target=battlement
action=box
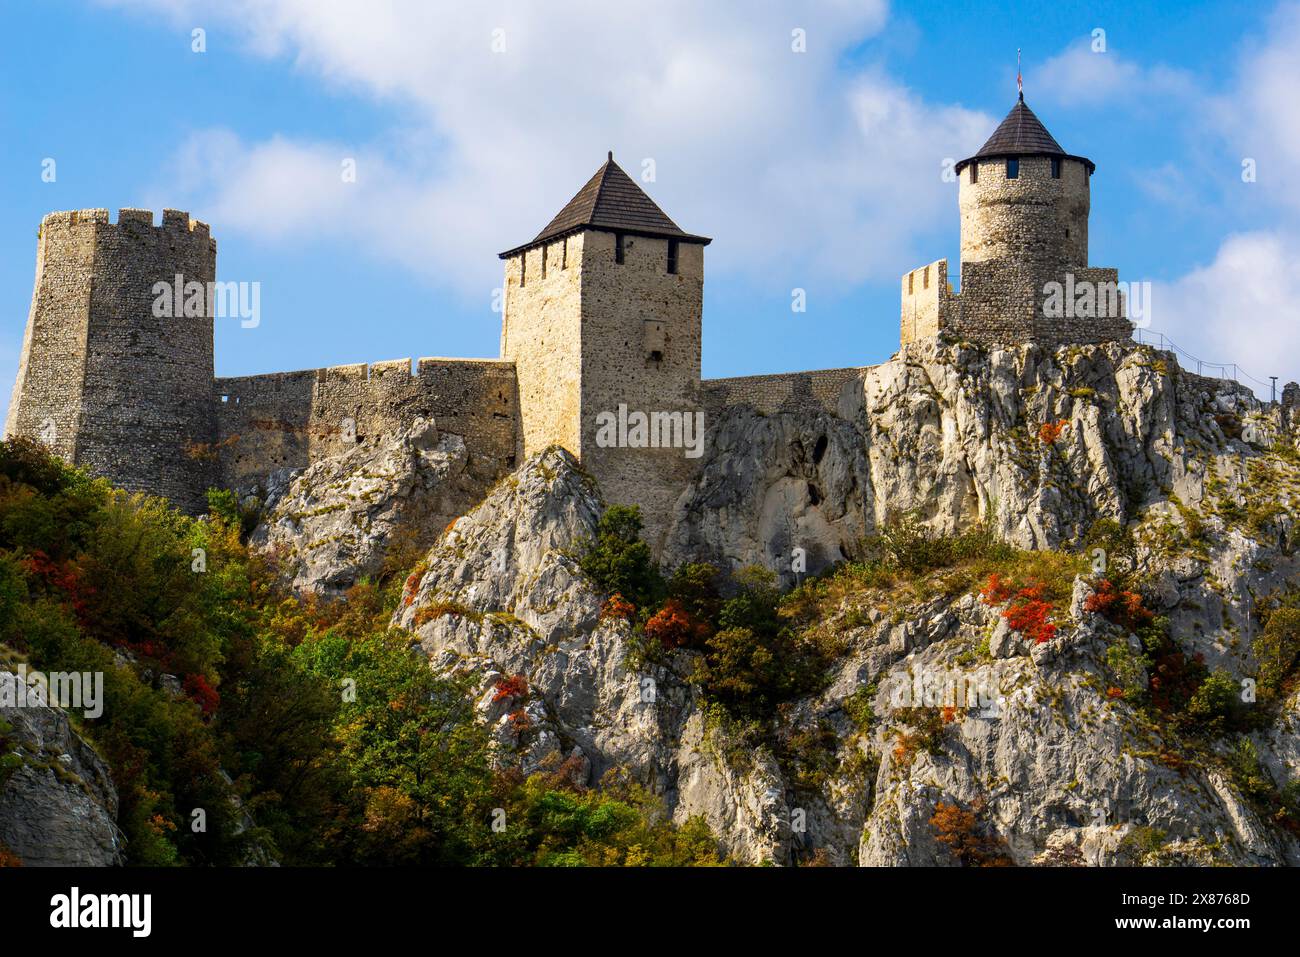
[900,259,958,345]
[41,207,213,239]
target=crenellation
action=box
[115,208,154,225]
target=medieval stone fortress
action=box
[5,94,1135,530]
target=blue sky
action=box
[3,0,1299,420]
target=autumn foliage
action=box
[644,598,710,650]
[980,574,1058,644]
[600,593,635,622]
[1084,578,1154,633]
[930,800,1012,867]
[493,673,529,703]
[183,673,220,716]
[1038,419,1069,444]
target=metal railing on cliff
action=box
[1133,327,1282,402]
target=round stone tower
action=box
[4,208,218,513]
[955,94,1094,270]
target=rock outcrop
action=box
[250,418,479,594]
[318,341,1299,865]
[0,670,121,866]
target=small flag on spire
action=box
[1017,48,1023,98]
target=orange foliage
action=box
[931,800,1012,867]
[1038,419,1069,444]
[644,598,709,650]
[1084,578,1154,632]
[980,574,1057,644]
[600,593,635,622]
[493,673,529,703]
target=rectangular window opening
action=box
[1051,157,1061,179]
[541,245,547,279]
[520,252,526,287]
[1006,158,1019,179]
[970,162,978,184]
[667,239,679,275]
[615,232,625,264]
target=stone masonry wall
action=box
[702,367,865,418]
[213,357,517,500]
[5,208,217,514]
[500,233,585,462]
[959,155,1090,268]
[899,259,1133,350]
[900,259,956,346]
[577,231,705,549]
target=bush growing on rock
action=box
[577,504,664,612]
[1255,607,1300,699]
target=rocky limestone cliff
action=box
[0,669,122,866]
[249,418,479,594]
[260,341,1300,865]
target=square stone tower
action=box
[5,208,218,513]
[499,153,710,542]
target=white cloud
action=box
[101,0,991,293]
[1148,3,1300,394]
[1210,2,1300,214]
[1033,40,1195,108]
[1153,231,1300,392]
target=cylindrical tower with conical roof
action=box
[955,94,1094,271]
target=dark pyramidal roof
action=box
[500,152,710,258]
[955,95,1095,174]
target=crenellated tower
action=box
[901,93,1131,348]
[4,208,218,512]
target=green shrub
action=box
[868,512,1012,575]
[694,567,829,720]
[577,505,664,611]
[1255,608,1300,697]
[1185,670,1240,731]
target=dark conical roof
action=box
[955,96,1094,174]
[500,152,710,257]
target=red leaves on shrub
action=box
[1038,419,1069,444]
[1002,584,1057,645]
[1083,578,1154,633]
[980,574,1057,644]
[600,593,635,622]
[183,673,220,716]
[980,573,1015,605]
[20,549,93,625]
[493,673,529,703]
[644,598,709,650]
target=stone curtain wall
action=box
[214,357,517,498]
[899,259,956,346]
[5,209,217,513]
[702,367,866,418]
[958,155,1090,268]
